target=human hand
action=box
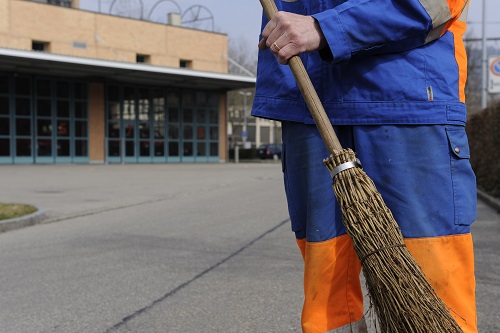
[258,11,327,64]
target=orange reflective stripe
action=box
[441,0,469,31]
[302,235,364,333]
[418,0,468,102]
[445,0,468,102]
[405,233,477,333]
[448,18,468,103]
[296,238,306,260]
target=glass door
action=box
[166,91,180,162]
[122,87,136,163]
[137,89,152,163]
[13,77,33,164]
[208,106,220,162]
[55,100,71,161]
[181,92,194,162]
[73,82,89,163]
[104,86,219,164]
[35,78,54,163]
[196,105,208,162]
[0,76,88,165]
[195,92,219,163]
[152,90,166,163]
[0,75,11,164]
[106,85,121,163]
[193,91,220,163]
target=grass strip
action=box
[0,203,37,221]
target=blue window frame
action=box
[0,75,12,164]
[0,74,89,164]
[105,85,220,164]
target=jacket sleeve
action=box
[312,0,469,63]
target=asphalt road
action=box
[0,164,498,333]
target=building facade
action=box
[0,0,255,164]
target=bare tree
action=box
[227,37,258,77]
[227,37,258,149]
[465,28,500,114]
[465,36,483,115]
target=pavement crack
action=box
[41,184,230,225]
[41,196,172,224]
[102,217,291,333]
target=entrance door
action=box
[0,76,12,164]
[34,79,89,164]
[35,78,54,163]
[105,86,220,163]
[0,76,35,164]
[0,75,89,164]
[151,90,166,162]
[14,77,34,164]
[137,89,152,163]
[122,87,137,163]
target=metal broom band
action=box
[329,159,363,179]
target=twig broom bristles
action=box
[259,0,464,331]
[324,150,463,332]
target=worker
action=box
[251,1,477,332]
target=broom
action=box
[259,0,464,332]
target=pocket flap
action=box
[446,127,470,159]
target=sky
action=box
[80,0,500,48]
[80,0,263,44]
[466,0,500,39]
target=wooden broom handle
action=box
[259,0,343,154]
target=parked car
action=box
[258,143,282,160]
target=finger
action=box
[277,41,303,65]
[258,38,268,50]
[260,17,277,41]
[276,45,291,65]
[271,40,282,53]
[265,28,284,50]
[263,15,288,49]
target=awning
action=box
[0,47,256,90]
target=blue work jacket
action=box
[251,0,470,126]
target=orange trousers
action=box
[296,233,477,333]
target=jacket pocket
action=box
[446,126,477,226]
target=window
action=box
[179,60,192,69]
[32,41,49,52]
[104,87,219,163]
[136,54,150,64]
[48,0,72,7]
[0,76,10,159]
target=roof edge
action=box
[0,47,256,84]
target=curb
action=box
[0,206,47,233]
[477,189,500,213]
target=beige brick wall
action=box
[0,1,8,33]
[165,26,229,72]
[2,0,228,73]
[88,82,105,162]
[219,93,227,161]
